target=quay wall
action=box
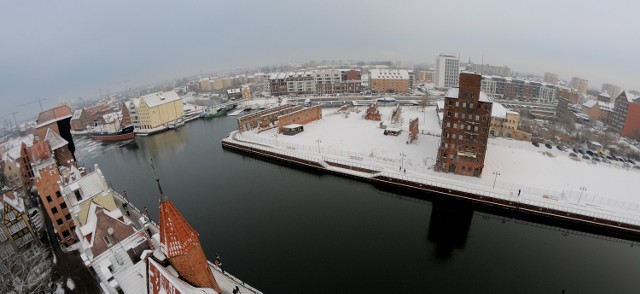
[221,139,640,240]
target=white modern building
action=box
[435,53,460,89]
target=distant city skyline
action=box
[2,0,639,122]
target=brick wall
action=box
[277,105,322,132]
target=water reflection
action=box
[427,201,473,260]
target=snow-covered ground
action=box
[233,105,640,224]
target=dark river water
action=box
[74,116,640,294]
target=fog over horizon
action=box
[2,0,639,121]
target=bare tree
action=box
[0,244,52,294]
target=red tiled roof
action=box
[36,105,73,127]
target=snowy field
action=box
[234,105,640,223]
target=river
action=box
[73,115,640,293]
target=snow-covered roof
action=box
[3,191,25,213]
[489,102,518,119]
[582,100,598,109]
[72,109,83,120]
[598,101,614,111]
[444,87,492,102]
[141,91,182,108]
[369,69,409,80]
[284,124,303,128]
[44,128,68,150]
[598,91,610,98]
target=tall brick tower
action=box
[157,180,221,293]
[436,72,492,177]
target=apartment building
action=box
[480,76,557,103]
[601,83,622,100]
[611,91,640,139]
[369,69,410,93]
[571,77,588,95]
[435,54,460,89]
[544,72,559,84]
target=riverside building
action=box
[436,72,492,177]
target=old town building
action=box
[436,72,493,177]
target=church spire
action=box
[150,158,166,202]
[159,198,221,292]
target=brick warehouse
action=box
[436,72,493,177]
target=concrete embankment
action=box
[221,139,640,240]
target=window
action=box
[56,219,63,225]
[462,102,467,108]
[103,236,112,247]
[446,122,450,127]
[455,113,459,118]
[51,207,58,214]
[470,103,474,109]
[462,113,466,119]
[476,115,479,121]
[56,191,62,198]
[65,214,72,221]
[455,102,459,107]
[62,230,70,238]
[46,196,52,203]
[453,123,457,129]
[74,190,82,201]
[60,202,67,209]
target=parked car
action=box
[592,157,601,162]
[545,143,552,149]
[586,150,594,156]
[582,155,590,160]
[578,149,584,154]
[628,159,636,165]
[569,153,578,158]
[603,159,611,164]
[606,155,614,160]
[532,141,540,147]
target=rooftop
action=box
[141,91,182,108]
[36,105,73,128]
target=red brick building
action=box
[34,163,77,246]
[436,72,493,177]
[611,91,640,140]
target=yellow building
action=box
[135,91,184,130]
[242,86,251,99]
[489,102,531,140]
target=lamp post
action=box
[400,153,406,170]
[578,186,587,204]
[316,139,322,153]
[492,171,501,189]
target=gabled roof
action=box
[45,128,68,150]
[36,105,73,128]
[618,90,640,104]
[140,91,182,108]
[2,191,25,213]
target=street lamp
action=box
[316,139,322,153]
[578,186,587,204]
[492,171,501,189]
[400,153,406,170]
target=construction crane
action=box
[0,111,19,129]
[19,97,47,112]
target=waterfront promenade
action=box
[221,106,640,238]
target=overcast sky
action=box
[1,0,639,122]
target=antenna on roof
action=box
[150,158,166,202]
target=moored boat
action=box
[90,125,135,142]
